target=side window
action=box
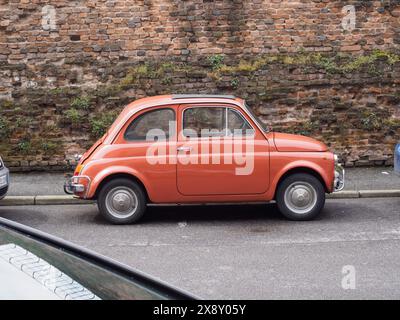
[124,108,175,141]
[183,107,225,138]
[227,109,254,136]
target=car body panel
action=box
[273,132,328,152]
[269,151,335,194]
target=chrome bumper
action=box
[64,175,91,198]
[334,164,345,192]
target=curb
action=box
[326,190,400,199]
[358,190,400,198]
[0,195,95,206]
[35,195,96,205]
[326,191,359,199]
[1,190,400,206]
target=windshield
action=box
[244,102,269,132]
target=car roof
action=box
[171,94,237,100]
[124,94,243,111]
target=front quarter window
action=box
[227,109,254,136]
[244,102,269,132]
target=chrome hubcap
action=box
[284,182,317,215]
[105,187,138,219]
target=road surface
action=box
[1,198,400,299]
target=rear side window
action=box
[124,108,175,141]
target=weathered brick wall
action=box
[0,0,400,171]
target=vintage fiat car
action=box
[65,94,344,224]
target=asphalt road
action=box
[1,198,400,299]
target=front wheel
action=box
[276,173,325,221]
[97,178,147,224]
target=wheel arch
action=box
[273,166,329,200]
[93,173,150,202]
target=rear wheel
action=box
[97,178,146,224]
[276,173,325,221]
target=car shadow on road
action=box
[89,201,345,226]
[87,203,284,226]
[139,203,282,224]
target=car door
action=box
[176,104,270,196]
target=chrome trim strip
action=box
[172,94,236,100]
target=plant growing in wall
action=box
[17,139,32,155]
[65,108,82,125]
[207,55,225,70]
[0,117,10,138]
[70,96,92,110]
[90,111,119,139]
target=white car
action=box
[395,143,400,175]
[0,156,9,200]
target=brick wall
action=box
[0,0,400,171]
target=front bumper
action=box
[334,164,345,192]
[64,175,91,199]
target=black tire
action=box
[97,178,147,224]
[276,173,325,221]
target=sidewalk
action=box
[1,167,399,206]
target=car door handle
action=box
[177,146,192,152]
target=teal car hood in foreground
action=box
[0,217,197,300]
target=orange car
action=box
[64,94,344,224]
